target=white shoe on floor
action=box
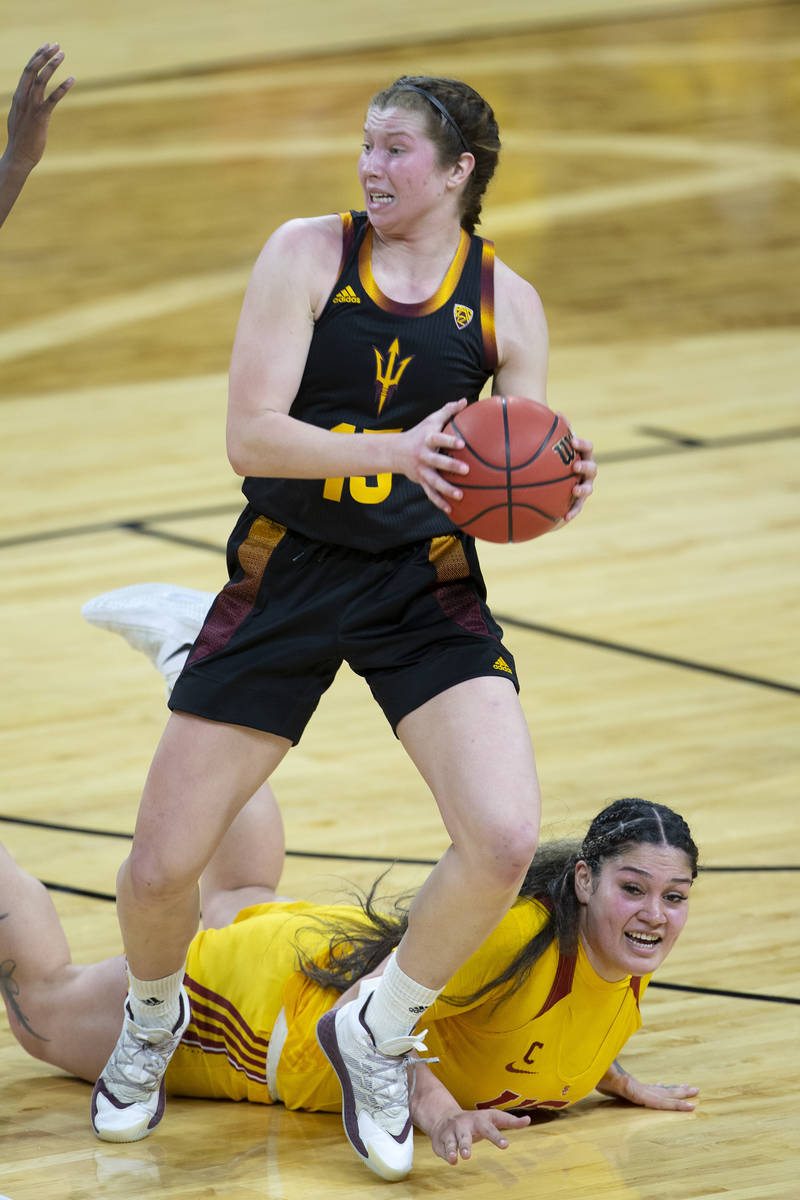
[317,995,431,1181]
[81,583,214,694]
[91,988,191,1143]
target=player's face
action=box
[575,844,693,981]
[359,105,457,230]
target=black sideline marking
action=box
[3,814,798,875]
[495,613,800,696]
[650,980,800,1006]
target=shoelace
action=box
[102,1025,183,1102]
[346,1034,440,1125]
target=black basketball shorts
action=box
[168,505,519,744]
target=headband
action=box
[395,84,471,154]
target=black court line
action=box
[495,613,800,696]
[0,502,239,551]
[3,421,796,555]
[604,423,800,464]
[119,521,226,556]
[4,814,798,875]
[0,0,785,103]
[39,881,117,903]
[34,881,800,1008]
[649,980,800,1006]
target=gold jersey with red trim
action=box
[242,210,498,552]
[166,898,650,1115]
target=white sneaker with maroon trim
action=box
[316,995,430,1181]
[91,988,190,1143]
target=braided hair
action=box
[368,75,501,235]
[299,798,699,1006]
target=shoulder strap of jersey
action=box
[479,236,498,371]
[334,210,368,285]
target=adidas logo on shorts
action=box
[492,656,513,675]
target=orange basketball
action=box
[443,395,576,543]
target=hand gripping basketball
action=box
[442,395,576,543]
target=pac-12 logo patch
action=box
[453,303,473,329]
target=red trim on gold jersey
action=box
[182,973,269,1086]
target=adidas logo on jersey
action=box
[333,285,360,304]
[492,656,513,675]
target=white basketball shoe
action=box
[81,583,215,694]
[317,995,432,1181]
[91,987,191,1142]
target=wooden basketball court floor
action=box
[1,1,798,1196]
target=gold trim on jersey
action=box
[358,226,471,317]
[480,239,497,370]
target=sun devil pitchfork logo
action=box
[373,337,413,414]
[453,303,473,329]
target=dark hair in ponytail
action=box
[299,799,698,1005]
[368,75,501,235]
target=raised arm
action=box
[0,44,74,228]
[596,1058,698,1111]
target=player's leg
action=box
[0,840,129,1082]
[317,676,539,1180]
[92,712,291,1143]
[392,675,539,988]
[200,778,290,929]
[81,580,288,928]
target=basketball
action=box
[442,395,576,543]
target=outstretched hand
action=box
[429,1106,531,1165]
[597,1068,698,1111]
[6,43,74,173]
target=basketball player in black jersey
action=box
[92,75,597,1179]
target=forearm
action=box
[0,151,34,227]
[227,407,400,480]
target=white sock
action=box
[364,955,441,1050]
[127,964,185,1030]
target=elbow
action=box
[226,408,285,477]
[226,434,250,478]
[226,424,265,477]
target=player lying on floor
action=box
[3,587,699,1169]
[2,582,699,1169]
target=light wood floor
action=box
[1,1,798,1197]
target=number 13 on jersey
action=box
[322,422,402,505]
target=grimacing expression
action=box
[359,106,469,229]
[575,843,693,981]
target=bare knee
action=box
[122,842,200,909]
[462,818,539,893]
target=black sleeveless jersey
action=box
[243,210,498,551]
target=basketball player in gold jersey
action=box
[1,793,699,1169]
[90,75,597,1179]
